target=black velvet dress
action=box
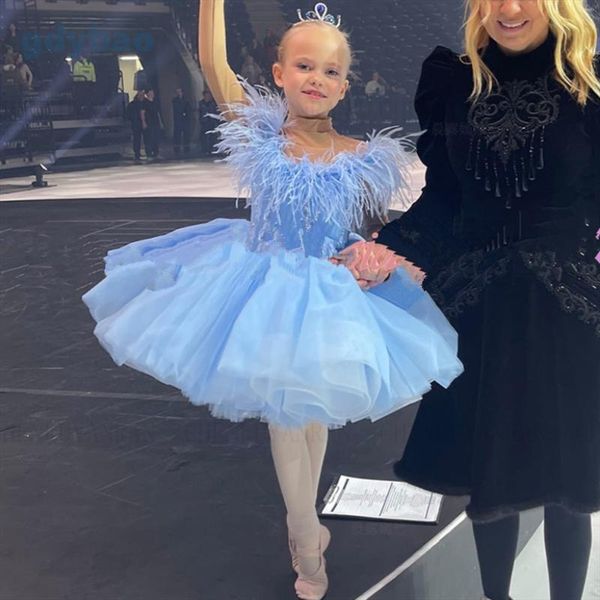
[377,34,600,522]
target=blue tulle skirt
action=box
[83,218,464,429]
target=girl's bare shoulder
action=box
[334,133,366,154]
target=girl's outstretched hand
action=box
[329,241,426,289]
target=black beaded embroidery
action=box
[427,249,511,318]
[520,250,600,337]
[467,75,561,207]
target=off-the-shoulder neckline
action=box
[276,129,382,169]
[222,81,404,169]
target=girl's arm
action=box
[198,0,246,116]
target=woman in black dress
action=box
[377,1,600,598]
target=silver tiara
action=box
[296,3,342,28]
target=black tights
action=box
[472,505,592,600]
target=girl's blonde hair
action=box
[463,0,600,105]
[277,21,353,74]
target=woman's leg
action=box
[544,504,592,600]
[268,423,322,575]
[472,513,520,600]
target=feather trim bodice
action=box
[215,84,414,258]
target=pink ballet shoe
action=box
[294,554,328,600]
[289,524,331,574]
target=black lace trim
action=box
[427,249,511,318]
[426,246,600,337]
[520,250,600,337]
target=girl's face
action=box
[273,26,349,119]
[481,0,550,55]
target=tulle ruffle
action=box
[83,219,463,429]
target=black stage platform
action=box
[1,198,539,600]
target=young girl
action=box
[83,2,463,598]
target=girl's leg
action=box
[544,504,592,600]
[268,423,321,575]
[472,513,520,600]
[304,421,329,505]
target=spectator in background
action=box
[73,55,96,82]
[73,55,96,116]
[141,89,161,159]
[55,57,73,92]
[240,55,262,85]
[198,89,218,156]
[172,87,191,156]
[3,23,20,54]
[365,71,386,97]
[134,68,148,93]
[263,27,279,65]
[0,47,20,108]
[2,44,16,68]
[14,53,33,90]
[126,90,146,162]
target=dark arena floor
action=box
[1,197,471,600]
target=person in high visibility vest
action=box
[73,56,96,83]
[72,55,96,117]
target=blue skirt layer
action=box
[83,218,463,429]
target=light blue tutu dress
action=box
[83,86,464,429]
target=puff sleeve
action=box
[376,46,463,275]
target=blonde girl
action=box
[83,3,463,599]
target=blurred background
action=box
[0,0,469,174]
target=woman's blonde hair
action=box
[276,21,353,74]
[463,0,600,105]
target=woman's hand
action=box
[329,241,426,289]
